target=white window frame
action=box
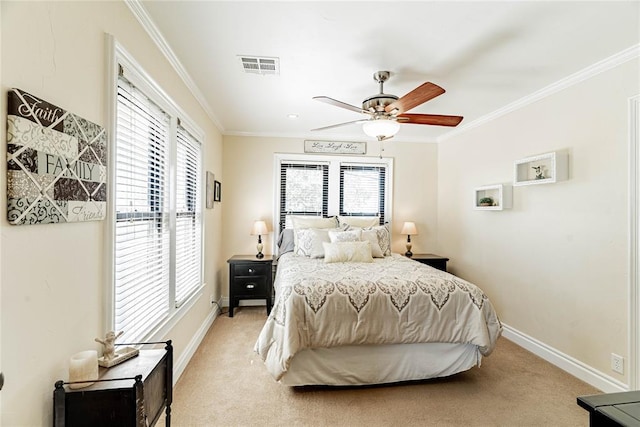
[106,36,205,343]
[273,153,393,239]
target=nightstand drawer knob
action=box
[246,283,256,289]
[248,268,255,274]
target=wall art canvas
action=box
[6,88,107,225]
[206,171,214,209]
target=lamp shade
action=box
[401,221,417,235]
[251,220,268,236]
[362,119,400,139]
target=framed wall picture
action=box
[214,180,221,202]
[206,171,215,209]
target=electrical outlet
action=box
[611,353,624,374]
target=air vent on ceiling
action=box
[238,56,279,75]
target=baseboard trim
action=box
[172,303,221,384]
[502,323,628,393]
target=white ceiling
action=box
[137,1,640,143]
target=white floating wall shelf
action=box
[513,151,568,186]
[474,184,512,211]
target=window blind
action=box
[339,164,386,224]
[279,163,329,231]
[175,124,202,306]
[115,75,171,343]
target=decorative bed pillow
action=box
[295,228,334,258]
[361,229,384,258]
[323,241,373,263]
[290,216,338,254]
[338,215,380,228]
[290,215,337,230]
[365,224,391,256]
[328,229,362,243]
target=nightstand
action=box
[409,253,449,272]
[227,255,273,317]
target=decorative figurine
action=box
[95,331,124,361]
[532,165,545,180]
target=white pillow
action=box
[323,241,373,263]
[338,215,380,228]
[290,215,337,230]
[328,229,362,243]
[295,228,333,258]
[361,229,384,258]
[290,216,337,254]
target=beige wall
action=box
[438,59,639,384]
[0,2,223,425]
[221,135,439,298]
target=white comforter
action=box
[255,253,502,381]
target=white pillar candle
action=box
[68,350,98,389]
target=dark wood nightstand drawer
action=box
[233,263,269,277]
[234,276,267,297]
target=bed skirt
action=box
[280,342,480,386]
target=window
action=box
[279,163,328,230]
[175,124,202,305]
[276,154,392,233]
[111,46,203,344]
[340,164,386,222]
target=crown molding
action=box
[439,43,640,143]
[124,0,224,132]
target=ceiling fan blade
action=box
[397,113,464,127]
[385,82,445,114]
[311,119,367,131]
[313,96,367,114]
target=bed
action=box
[254,219,502,386]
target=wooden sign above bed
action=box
[304,140,366,155]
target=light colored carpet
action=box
[163,307,599,426]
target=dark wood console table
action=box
[53,341,173,427]
[578,391,640,426]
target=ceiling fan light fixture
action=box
[362,119,400,139]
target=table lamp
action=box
[251,220,268,259]
[401,221,417,257]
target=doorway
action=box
[630,94,640,390]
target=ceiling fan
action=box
[312,71,463,141]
